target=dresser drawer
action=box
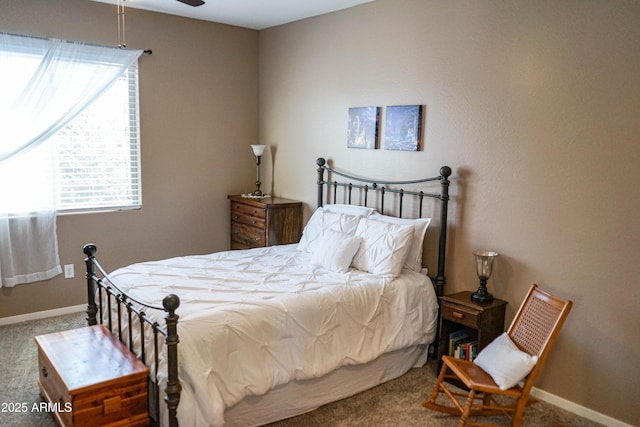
[231,211,266,229]
[231,201,266,219]
[231,221,266,248]
[441,302,480,328]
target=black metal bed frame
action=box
[316,157,451,297]
[83,157,452,427]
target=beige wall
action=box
[0,0,258,316]
[1,0,638,423]
[259,0,639,424]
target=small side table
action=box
[436,291,507,373]
[228,195,302,249]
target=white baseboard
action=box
[531,387,632,427]
[0,304,85,326]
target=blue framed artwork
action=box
[384,105,423,151]
[347,106,380,149]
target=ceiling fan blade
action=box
[176,0,205,6]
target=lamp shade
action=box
[473,250,498,279]
[251,144,266,157]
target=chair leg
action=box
[458,389,476,427]
[511,396,529,426]
[422,362,465,416]
[482,393,492,406]
[429,362,449,402]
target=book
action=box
[448,330,469,357]
[465,340,478,360]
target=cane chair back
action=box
[508,285,573,392]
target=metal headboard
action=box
[315,157,451,297]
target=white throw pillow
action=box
[473,332,538,391]
[351,217,414,277]
[368,213,431,272]
[310,229,362,273]
[322,203,375,218]
[298,208,362,253]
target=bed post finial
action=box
[163,294,181,427]
[83,243,98,326]
[434,167,451,297]
[83,243,97,257]
[317,157,326,207]
[163,293,181,315]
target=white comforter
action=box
[109,244,439,426]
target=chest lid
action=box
[35,325,148,393]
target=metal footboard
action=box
[83,243,181,427]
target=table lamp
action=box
[250,144,265,197]
[471,250,498,303]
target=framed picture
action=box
[347,106,380,149]
[383,105,423,151]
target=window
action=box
[53,65,141,212]
[0,34,142,214]
[1,34,142,287]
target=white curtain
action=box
[0,142,60,286]
[0,33,142,287]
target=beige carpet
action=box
[0,312,86,427]
[0,312,602,426]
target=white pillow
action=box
[368,213,431,272]
[351,217,414,277]
[310,229,362,273]
[473,332,538,391]
[323,203,375,218]
[298,208,361,253]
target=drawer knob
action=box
[452,311,464,319]
[41,367,48,378]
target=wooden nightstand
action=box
[436,291,507,372]
[228,195,302,249]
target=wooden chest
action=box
[228,194,303,249]
[35,325,149,427]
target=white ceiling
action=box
[91,0,375,30]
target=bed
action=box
[83,157,452,426]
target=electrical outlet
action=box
[64,264,74,279]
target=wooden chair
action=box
[422,284,573,426]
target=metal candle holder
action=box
[471,250,498,303]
